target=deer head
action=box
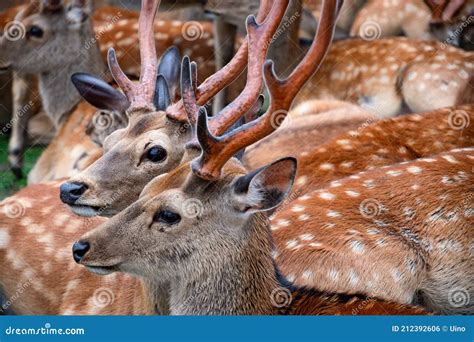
[60,0,289,217]
[0,0,96,74]
[0,0,106,124]
[72,0,340,314]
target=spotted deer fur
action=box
[271,148,474,314]
[295,38,473,117]
[351,0,434,40]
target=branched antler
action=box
[192,0,342,180]
[166,0,274,124]
[108,0,159,114]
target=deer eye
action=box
[153,210,181,225]
[145,146,167,163]
[28,26,44,38]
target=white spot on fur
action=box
[319,192,336,200]
[291,205,306,213]
[319,163,335,170]
[345,190,360,197]
[441,155,459,164]
[350,240,365,254]
[0,228,10,249]
[407,166,422,174]
[327,210,341,218]
[299,233,314,241]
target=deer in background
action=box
[350,0,473,50]
[295,37,473,117]
[70,0,425,315]
[0,0,215,182]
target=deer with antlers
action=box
[0,0,470,314]
[69,0,426,315]
[0,0,215,181]
[1,0,419,313]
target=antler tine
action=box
[108,0,159,113]
[192,0,341,181]
[166,0,274,123]
[181,56,199,127]
[208,0,290,137]
[423,0,448,21]
[441,0,466,21]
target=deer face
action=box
[61,113,191,217]
[73,158,296,281]
[0,1,93,74]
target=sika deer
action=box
[72,1,425,315]
[1,0,215,182]
[295,37,473,117]
[270,147,473,314]
[59,0,284,216]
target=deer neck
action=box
[167,214,281,315]
[38,24,108,127]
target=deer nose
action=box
[72,241,90,263]
[60,182,88,204]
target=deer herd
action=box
[0,0,472,316]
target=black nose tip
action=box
[60,182,88,204]
[72,241,90,263]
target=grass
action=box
[0,135,44,199]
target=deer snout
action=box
[72,241,90,263]
[60,182,88,204]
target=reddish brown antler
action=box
[424,0,465,21]
[208,0,290,136]
[108,0,159,113]
[192,0,342,180]
[166,0,274,123]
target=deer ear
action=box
[66,0,92,27]
[233,157,297,213]
[154,75,171,111]
[71,72,130,112]
[158,46,181,100]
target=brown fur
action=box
[272,148,474,314]
[296,38,474,117]
[75,159,428,315]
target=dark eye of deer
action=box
[146,146,167,163]
[154,210,181,225]
[28,26,44,38]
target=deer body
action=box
[296,38,473,117]
[272,148,474,314]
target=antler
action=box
[424,0,465,21]
[166,0,274,123]
[208,0,290,136]
[192,0,342,180]
[108,0,159,114]
[41,0,62,12]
